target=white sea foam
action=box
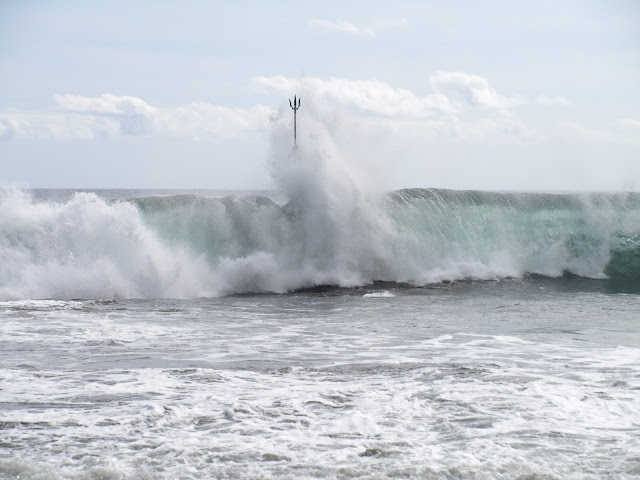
[363,290,395,297]
[2,332,639,479]
[2,286,640,479]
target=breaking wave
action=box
[1,185,639,300]
[1,100,639,299]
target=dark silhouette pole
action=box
[289,95,301,146]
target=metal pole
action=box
[289,95,301,146]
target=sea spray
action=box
[1,97,640,299]
[265,93,396,288]
[0,187,215,300]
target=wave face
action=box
[1,185,639,300]
[386,188,640,288]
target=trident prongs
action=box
[289,95,301,146]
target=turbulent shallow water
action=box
[1,280,639,479]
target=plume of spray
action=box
[265,90,397,287]
[3,93,639,299]
[0,92,400,300]
[0,186,215,300]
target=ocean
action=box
[1,184,639,480]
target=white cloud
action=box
[616,118,640,129]
[0,95,273,141]
[556,121,638,144]
[253,72,536,144]
[429,71,523,110]
[310,17,407,37]
[255,72,621,147]
[536,94,570,106]
[54,93,156,116]
[254,72,533,118]
[157,103,273,140]
[254,75,454,118]
[54,93,157,136]
[310,19,360,35]
[0,111,120,141]
[3,74,631,151]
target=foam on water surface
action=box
[1,289,639,479]
[363,290,395,298]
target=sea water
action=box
[1,187,639,480]
[2,101,640,479]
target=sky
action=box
[1,0,639,191]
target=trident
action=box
[289,95,301,146]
